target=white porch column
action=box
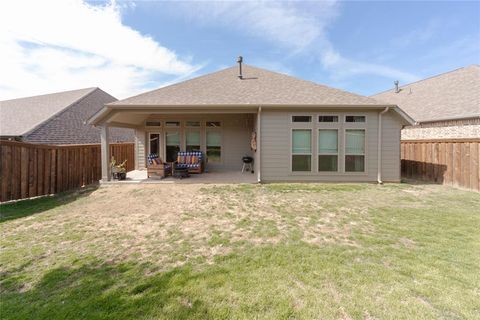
[100,124,111,182]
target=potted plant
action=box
[110,157,127,180]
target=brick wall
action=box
[401,118,480,140]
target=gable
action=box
[0,88,97,136]
[372,65,480,123]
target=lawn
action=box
[1,183,479,319]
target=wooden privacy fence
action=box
[0,141,135,202]
[401,139,480,191]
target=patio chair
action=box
[174,151,205,174]
[147,154,172,179]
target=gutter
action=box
[257,106,262,183]
[377,106,390,184]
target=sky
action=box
[1,0,479,100]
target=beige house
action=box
[89,63,413,183]
[373,65,480,140]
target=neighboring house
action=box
[89,62,414,183]
[372,65,480,140]
[0,87,133,144]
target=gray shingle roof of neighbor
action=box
[0,87,97,136]
[109,64,388,107]
[372,64,480,123]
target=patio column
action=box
[100,124,111,182]
[257,106,262,182]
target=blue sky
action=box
[1,1,479,99]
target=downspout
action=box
[257,106,262,183]
[377,107,390,184]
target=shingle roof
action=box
[0,87,97,136]
[372,65,480,123]
[110,64,386,107]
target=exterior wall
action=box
[381,112,402,182]
[401,118,480,140]
[260,109,403,182]
[23,89,134,144]
[137,114,254,171]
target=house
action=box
[0,87,133,144]
[372,65,480,140]
[89,62,414,183]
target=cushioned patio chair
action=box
[174,151,204,174]
[147,154,172,179]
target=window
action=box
[345,129,365,172]
[145,120,161,127]
[318,115,338,122]
[206,131,221,162]
[345,116,366,123]
[186,131,201,152]
[318,129,338,172]
[292,115,312,123]
[165,131,180,162]
[292,129,312,171]
[149,133,160,156]
[165,121,180,127]
[186,121,200,127]
[206,121,221,127]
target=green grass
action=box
[1,183,479,319]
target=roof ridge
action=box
[0,87,97,103]
[23,88,100,137]
[372,65,479,96]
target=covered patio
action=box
[89,108,260,183]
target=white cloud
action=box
[176,1,418,84]
[0,0,198,99]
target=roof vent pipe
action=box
[237,56,243,79]
[394,80,400,93]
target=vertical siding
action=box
[260,109,402,182]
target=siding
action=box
[381,112,402,182]
[260,109,403,182]
[137,114,254,171]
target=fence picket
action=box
[401,139,479,191]
[0,141,134,202]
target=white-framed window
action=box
[291,129,312,171]
[165,130,181,162]
[345,129,365,172]
[318,129,338,172]
[165,121,181,127]
[318,115,339,123]
[186,130,201,152]
[185,121,200,127]
[206,130,222,162]
[345,115,366,123]
[145,120,161,128]
[148,132,161,156]
[292,115,312,123]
